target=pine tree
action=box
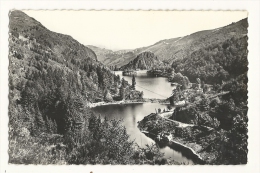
[121,78,126,88]
[35,112,46,133]
[132,75,136,90]
[120,86,125,100]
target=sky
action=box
[23,10,247,51]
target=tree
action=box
[96,66,104,89]
[214,114,248,164]
[104,89,113,102]
[140,91,144,98]
[171,73,190,90]
[198,97,210,112]
[201,80,205,89]
[121,78,126,88]
[167,105,172,110]
[114,65,118,71]
[211,99,236,130]
[213,83,221,92]
[119,85,125,100]
[182,76,190,90]
[132,75,136,90]
[203,84,209,93]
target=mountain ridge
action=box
[91,18,248,68]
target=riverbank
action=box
[87,100,144,108]
[143,131,205,164]
[138,113,219,164]
[87,98,169,108]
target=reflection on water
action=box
[92,103,194,164]
[114,71,174,99]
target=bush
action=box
[213,115,248,164]
[170,73,190,90]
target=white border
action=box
[0,1,259,173]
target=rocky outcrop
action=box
[120,52,163,70]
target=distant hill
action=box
[92,18,248,68]
[87,45,114,62]
[87,45,137,68]
[120,51,164,70]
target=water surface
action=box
[92,102,194,164]
[114,70,174,99]
[92,71,194,164]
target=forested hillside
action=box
[8,10,165,165]
[9,10,128,133]
[172,36,248,84]
[165,20,248,164]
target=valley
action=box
[8,10,248,165]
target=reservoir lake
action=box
[92,71,194,164]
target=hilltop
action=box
[92,18,248,69]
[120,51,165,70]
[10,11,97,62]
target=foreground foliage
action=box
[9,112,178,164]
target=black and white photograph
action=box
[7,10,250,165]
[1,1,260,172]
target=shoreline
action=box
[168,139,205,164]
[87,98,169,108]
[143,131,205,164]
[89,98,207,164]
[87,100,145,108]
[138,113,217,164]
